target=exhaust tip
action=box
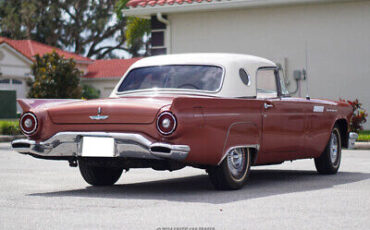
[150,146,171,154]
[12,142,31,149]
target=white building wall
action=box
[169,1,370,128]
[0,45,32,112]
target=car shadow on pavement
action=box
[29,169,370,204]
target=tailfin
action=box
[17,99,83,112]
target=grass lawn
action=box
[358,130,370,142]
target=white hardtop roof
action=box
[111,53,277,98]
[130,53,276,69]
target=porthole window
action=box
[239,68,250,86]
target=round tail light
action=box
[20,112,38,135]
[157,112,177,135]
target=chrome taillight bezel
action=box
[156,112,177,135]
[19,112,38,135]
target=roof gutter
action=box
[122,0,358,16]
[156,12,171,54]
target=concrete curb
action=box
[0,142,11,150]
[354,142,370,150]
[0,135,25,143]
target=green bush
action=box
[82,84,100,99]
[27,51,82,99]
[358,130,370,142]
[0,120,21,135]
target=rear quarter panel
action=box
[168,97,263,165]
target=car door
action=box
[257,67,306,162]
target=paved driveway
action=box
[0,142,369,230]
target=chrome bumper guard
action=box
[11,132,190,161]
[347,132,358,149]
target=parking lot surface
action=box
[0,142,369,230]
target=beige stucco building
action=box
[124,0,370,128]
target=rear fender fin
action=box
[17,99,83,112]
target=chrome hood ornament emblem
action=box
[89,107,109,120]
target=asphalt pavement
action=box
[0,142,369,230]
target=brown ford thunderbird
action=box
[11,53,358,190]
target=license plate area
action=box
[81,136,115,157]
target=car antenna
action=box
[304,41,310,100]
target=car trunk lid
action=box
[47,97,173,124]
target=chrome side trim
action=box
[348,132,358,149]
[326,109,337,112]
[11,132,190,162]
[313,106,324,113]
[217,144,260,165]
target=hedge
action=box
[0,120,21,135]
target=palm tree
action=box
[115,0,151,57]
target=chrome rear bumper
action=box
[348,132,358,149]
[11,132,190,161]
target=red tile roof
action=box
[83,58,142,79]
[0,36,92,62]
[126,0,212,8]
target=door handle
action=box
[264,103,273,109]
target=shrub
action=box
[340,99,368,133]
[27,51,82,99]
[0,120,21,135]
[358,130,370,142]
[82,84,100,99]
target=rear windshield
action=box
[117,65,223,92]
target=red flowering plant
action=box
[340,99,368,133]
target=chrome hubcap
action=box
[227,148,246,179]
[330,132,339,164]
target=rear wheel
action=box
[314,126,342,174]
[208,148,251,190]
[78,159,123,186]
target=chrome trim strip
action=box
[11,132,190,161]
[313,106,324,113]
[217,144,260,165]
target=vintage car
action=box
[12,53,358,190]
